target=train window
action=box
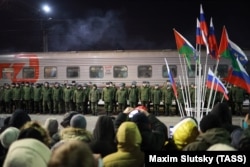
[162,65,177,78]
[44,66,57,78]
[90,66,104,78]
[113,65,128,78]
[2,68,13,79]
[67,66,79,78]
[213,64,228,78]
[188,64,203,78]
[138,65,152,78]
[23,67,35,78]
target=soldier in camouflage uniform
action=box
[73,84,84,113]
[42,82,52,114]
[162,82,174,116]
[89,84,100,115]
[82,83,89,114]
[102,82,115,115]
[12,83,23,110]
[0,85,5,113]
[232,85,245,116]
[3,84,12,113]
[151,84,162,115]
[33,83,42,113]
[52,82,63,114]
[116,83,128,113]
[139,81,151,111]
[23,82,33,113]
[128,81,139,108]
[63,83,74,112]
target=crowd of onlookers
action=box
[0,101,250,167]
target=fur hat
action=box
[44,118,58,136]
[3,138,51,167]
[0,127,20,149]
[70,114,87,129]
[207,143,236,151]
[60,111,79,128]
[199,114,222,133]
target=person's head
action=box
[60,111,79,128]
[0,127,20,149]
[3,138,51,167]
[8,109,31,129]
[44,118,59,137]
[18,121,51,147]
[93,115,116,141]
[48,140,96,167]
[70,114,87,129]
[172,117,199,150]
[131,112,151,131]
[199,113,222,133]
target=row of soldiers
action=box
[0,80,247,116]
[0,80,176,116]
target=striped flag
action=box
[164,58,178,98]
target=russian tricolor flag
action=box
[206,68,229,100]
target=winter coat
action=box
[103,122,144,167]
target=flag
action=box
[201,30,209,55]
[228,40,248,65]
[224,58,250,93]
[200,4,208,37]
[164,58,178,98]
[218,26,248,66]
[196,18,204,45]
[206,68,229,100]
[173,29,196,69]
[208,17,219,60]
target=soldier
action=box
[128,81,139,108]
[151,84,162,115]
[232,85,245,116]
[139,81,151,112]
[33,83,42,113]
[71,80,77,110]
[22,82,33,113]
[0,85,5,113]
[3,84,12,113]
[73,84,84,113]
[102,82,115,115]
[52,82,63,114]
[110,82,117,113]
[63,83,74,112]
[82,83,89,114]
[42,82,52,114]
[162,82,174,116]
[116,83,128,113]
[89,84,100,115]
[176,84,185,116]
[12,83,23,110]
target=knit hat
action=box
[60,111,79,128]
[8,109,31,129]
[131,113,150,125]
[43,118,58,136]
[70,114,87,129]
[207,143,236,151]
[3,138,51,167]
[199,114,222,133]
[210,102,232,125]
[0,127,20,149]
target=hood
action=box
[8,109,31,129]
[3,138,51,167]
[116,122,142,150]
[60,127,93,143]
[172,117,199,150]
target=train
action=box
[0,49,247,87]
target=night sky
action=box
[0,0,249,53]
